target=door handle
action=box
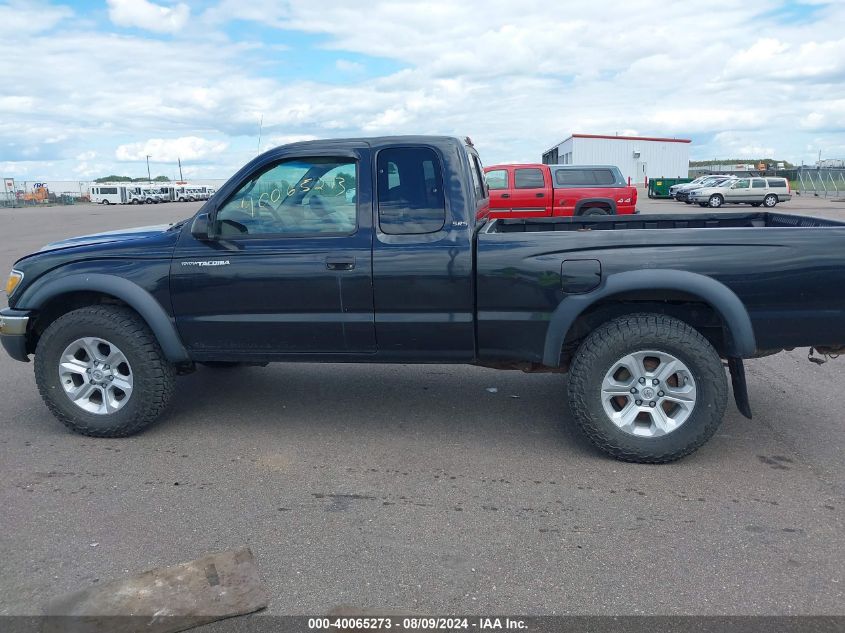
[326,256,355,271]
[501,193,510,199]
[535,193,545,198]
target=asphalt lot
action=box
[0,195,843,616]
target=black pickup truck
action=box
[2,136,844,462]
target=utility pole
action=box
[146,155,152,183]
[178,157,183,181]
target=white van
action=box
[126,186,164,204]
[90,185,130,205]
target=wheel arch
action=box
[574,197,617,215]
[542,269,757,366]
[18,273,189,363]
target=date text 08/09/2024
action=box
[308,617,527,630]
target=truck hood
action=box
[39,224,175,252]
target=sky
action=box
[1,0,844,181]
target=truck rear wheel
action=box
[34,306,175,437]
[567,313,727,463]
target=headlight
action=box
[5,270,23,296]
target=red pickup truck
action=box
[484,163,638,218]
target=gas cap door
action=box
[561,259,602,293]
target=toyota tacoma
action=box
[2,136,844,463]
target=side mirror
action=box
[191,212,215,240]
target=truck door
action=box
[509,167,550,216]
[485,167,512,212]
[372,144,476,360]
[170,151,375,357]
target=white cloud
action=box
[3,0,845,178]
[266,134,319,147]
[335,59,365,73]
[115,137,229,162]
[0,1,72,34]
[107,0,190,34]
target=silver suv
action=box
[689,177,792,208]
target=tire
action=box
[102,200,110,205]
[34,306,176,438]
[567,313,727,463]
[708,194,723,208]
[684,200,693,205]
[582,207,609,216]
[763,194,778,208]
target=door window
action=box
[216,157,357,236]
[486,169,508,190]
[732,179,750,189]
[377,147,446,235]
[751,179,767,188]
[514,168,544,189]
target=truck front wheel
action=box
[567,313,727,463]
[34,306,175,437]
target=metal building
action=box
[542,134,691,185]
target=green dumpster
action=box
[648,177,692,199]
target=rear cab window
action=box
[377,147,446,235]
[514,168,545,189]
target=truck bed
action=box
[476,210,845,363]
[489,212,845,233]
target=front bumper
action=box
[0,308,31,362]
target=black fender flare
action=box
[542,269,757,366]
[574,197,617,215]
[17,273,190,363]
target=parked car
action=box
[690,177,792,208]
[2,136,843,464]
[484,164,637,218]
[675,176,736,203]
[670,175,731,201]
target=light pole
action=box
[146,155,152,183]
